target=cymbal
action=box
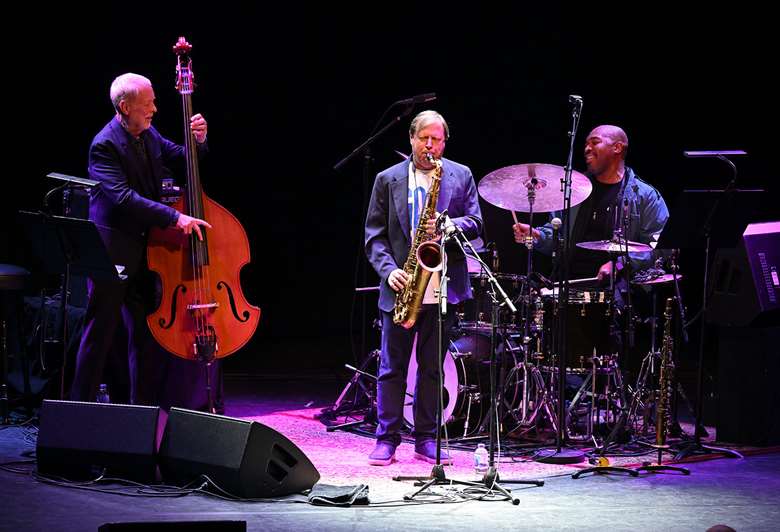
[632,273,683,285]
[576,239,653,253]
[479,163,592,213]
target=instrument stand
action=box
[512,174,556,431]
[636,443,691,475]
[668,157,746,461]
[335,97,424,367]
[573,246,636,478]
[508,180,558,436]
[667,252,691,437]
[626,284,662,435]
[536,96,585,466]
[19,210,119,400]
[460,225,544,497]
[321,349,379,432]
[202,358,216,414]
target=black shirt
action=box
[570,180,622,278]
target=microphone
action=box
[397,93,437,106]
[436,209,457,237]
[551,217,562,258]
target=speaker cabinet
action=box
[708,221,780,328]
[36,400,160,481]
[158,408,320,498]
[717,326,780,445]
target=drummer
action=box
[513,125,669,354]
[512,124,668,285]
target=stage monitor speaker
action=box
[158,408,320,498]
[36,400,160,481]
[707,221,780,327]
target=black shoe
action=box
[368,441,396,466]
[414,440,453,465]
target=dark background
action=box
[4,7,777,384]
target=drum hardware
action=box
[320,349,379,433]
[563,351,628,442]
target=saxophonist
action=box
[364,110,483,465]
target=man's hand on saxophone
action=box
[424,211,442,241]
[387,269,410,292]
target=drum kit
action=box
[398,162,680,444]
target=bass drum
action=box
[404,329,521,438]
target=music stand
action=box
[657,189,766,460]
[18,211,119,399]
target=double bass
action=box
[147,37,260,362]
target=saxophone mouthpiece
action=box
[425,152,435,164]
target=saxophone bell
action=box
[417,240,443,272]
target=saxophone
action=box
[393,153,443,328]
[655,297,675,453]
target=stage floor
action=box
[2,375,779,532]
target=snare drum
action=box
[404,329,521,437]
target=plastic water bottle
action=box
[474,443,489,475]
[96,384,110,404]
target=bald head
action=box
[584,125,629,183]
[589,125,628,158]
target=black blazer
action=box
[87,118,204,276]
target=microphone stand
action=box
[334,99,419,389]
[452,219,543,499]
[398,225,491,501]
[674,155,743,461]
[536,97,585,465]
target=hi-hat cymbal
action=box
[478,163,592,213]
[576,239,653,253]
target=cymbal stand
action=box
[573,252,636,478]
[516,175,543,426]
[625,284,661,436]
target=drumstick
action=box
[511,210,519,224]
[568,276,599,285]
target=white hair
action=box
[110,73,152,113]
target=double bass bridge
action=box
[187,302,220,311]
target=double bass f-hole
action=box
[146,37,261,361]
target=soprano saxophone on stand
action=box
[654,297,675,461]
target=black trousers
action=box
[375,305,456,446]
